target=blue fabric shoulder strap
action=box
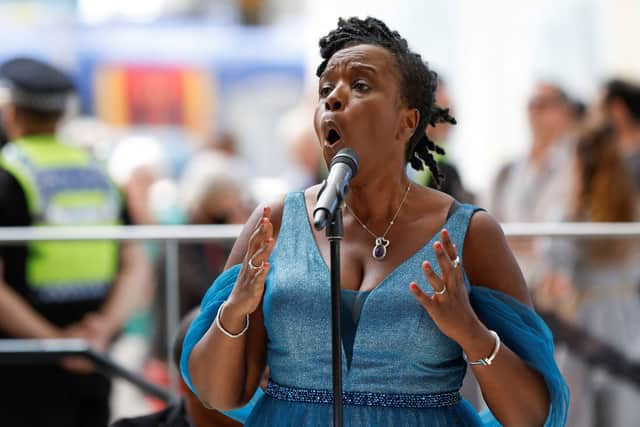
[445,203,485,289]
[446,203,485,255]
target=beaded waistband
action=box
[265,381,461,409]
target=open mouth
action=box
[326,128,342,145]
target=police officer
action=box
[0,58,149,426]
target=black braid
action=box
[317,17,456,187]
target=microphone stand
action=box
[326,207,344,427]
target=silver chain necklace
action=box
[345,182,412,261]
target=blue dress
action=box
[181,193,569,426]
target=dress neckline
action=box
[300,191,459,297]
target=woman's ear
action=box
[398,108,420,143]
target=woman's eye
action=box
[353,81,370,92]
[319,85,333,97]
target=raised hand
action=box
[225,207,275,321]
[409,229,482,343]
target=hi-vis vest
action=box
[1,135,122,303]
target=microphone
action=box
[313,148,359,230]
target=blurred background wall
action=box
[1,0,639,195]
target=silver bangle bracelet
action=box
[214,301,250,338]
[463,330,501,366]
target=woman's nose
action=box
[325,86,346,111]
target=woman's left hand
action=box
[409,229,483,343]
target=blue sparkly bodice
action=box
[264,192,473,395]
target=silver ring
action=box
[451,256,461,269]
[433,285,447,295]
[247,255,264,271]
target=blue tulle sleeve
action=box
[469,285,569,427]
[179,264,263,423]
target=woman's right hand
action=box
[224,206,274,320]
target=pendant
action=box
[372,237,390,260]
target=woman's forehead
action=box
[323,44,399,77]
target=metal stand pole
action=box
[326,208,344,427]
[165,240,180,395]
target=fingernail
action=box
[267,238,274,245]
[434,242,442,251]
[263,207,269,215]
[410,283,418,291]
[423,261,431,270]
[442,229,449,239]
[261,218,268,225]
[263,261,270,269]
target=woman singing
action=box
[182,17,568,426]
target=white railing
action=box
[1,222,639,392]
[501,222,640,238]
[0,224,244,243]
[2,222,640,244]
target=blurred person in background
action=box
[0,109,8,148]
[0,118,8,148]
[206,131,241,157]
[204,130,251,189]
[571,99,588,126]
[277,102,324,191]
[169,150,250,308]
[0,57,150,427]
[0,83,8,148]
[414,79,473,203]
[108,135,170,226]
[535,125,639,427]
[147,153,251,393]
[487,82,577,286]
[112,309,255,427]
[601,79,640,191]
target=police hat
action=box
[0,57,74,112]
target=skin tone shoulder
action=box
[189,43,549,426]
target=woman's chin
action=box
[322,140,345,153]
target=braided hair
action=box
[317,17,456,186]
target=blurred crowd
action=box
[1,53,640,426]
[484,80,640,427]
